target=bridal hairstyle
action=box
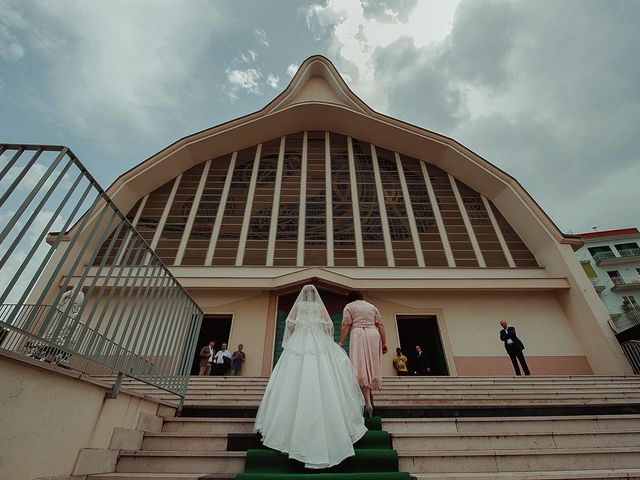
[347,291,363,302]
[283,284,334,347]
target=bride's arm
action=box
[286,305,298,334]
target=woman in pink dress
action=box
[338,291,388,417]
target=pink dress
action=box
[342,300,383,390]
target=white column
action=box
[347,137,365,267]
[205,152,236,265]
[174,160,211,265]
[325,131,334,267]
[297,132,308,266]
[449,173,486,267]
[236,144,262,266]
[370,145,395,267]
[421,163,455,267]
[151,174,182,250]
[482,195,516,267]
[116,194,147,265]
[395,152,425,267]
[267,137,286,266]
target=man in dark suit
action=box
[499,321,530,376]
[413,345,431,375]
[199,340,215,376]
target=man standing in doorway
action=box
[230,344,246,376]
[413,345,431,375]
[199,340,215,376]
[392,348,409,376]
[499,320,530,376]
[213,342,232,376]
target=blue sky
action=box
[1,0,639,234]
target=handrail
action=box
[0,144,203,402]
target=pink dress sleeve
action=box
[373,307,382,325]
[341,305,353,326]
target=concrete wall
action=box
[0,350,168,480]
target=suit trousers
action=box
[507,347,530,376]
[199,363,212,376]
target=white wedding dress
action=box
[254,285,367,469]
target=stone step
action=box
[412,470,640,479]
[142,432,228,451]
[383,415,640,434]
[116,451,245,474]
[140,430,640,452]
[162,417,255,434]
[89,474,226,480]
[398,446,640,473]
[392,430,640,450]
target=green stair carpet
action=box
[235,417,411,480]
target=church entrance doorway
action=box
[190,314,233,375]
[272,283,349,368]
[396,315,449,376]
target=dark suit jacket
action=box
[199,345,214,367]
[500,326,525,352]
[414,350,431,374]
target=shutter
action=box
[581,262,597,279]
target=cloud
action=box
[304,0,640,232]
[286,63,300,77]
[255,28,269,47]
[266,74,280,89]
[0,0,26,61]
[226,68,263,96]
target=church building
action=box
[93,55,630,377]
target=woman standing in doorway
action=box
[338,291,387,417]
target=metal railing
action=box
[619,248,640,257]
[592,250,616,263]
[621,340,640,374]
[611,307,640,333]
[0,144,203,403]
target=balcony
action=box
[593,248,640,266]
[610,307,640,333]
[591,278,606,293]
[611,277,640,292]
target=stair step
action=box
[383,415,640,434]
[398,446,640,473]
[116,451,245,474]
[412,469,640,479]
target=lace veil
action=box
[282,284,334,347]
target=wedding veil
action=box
[282,284,334,347]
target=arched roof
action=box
[105,55,580,250]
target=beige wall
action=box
[189,289,270,377]
[191,287,595,377]
[0,351,161,480]
[370,290,591,376]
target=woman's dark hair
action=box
[347,291,363,302]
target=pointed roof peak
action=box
[265,55,370,115]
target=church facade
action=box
[90,56,630,377]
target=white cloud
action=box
[3,1,221,144]
[226,68,263,96]
[266,73,280,89]
[0,0,27,61]
[286,63,299,77]
[240,50,258,63]
[255,28,269,47]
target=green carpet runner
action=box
[235,417,411,480]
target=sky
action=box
[1,0,639,235]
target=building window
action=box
[588,245,615,261]
[622,296,639,310]
[615,242,640,257]
[608,271,624,285]
[581,262,598,279]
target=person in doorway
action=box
[230,344,245,375]
[499,320,530,376]
[199,340,215,376]
[338,291,387,418]
[212,342,232,375]
[413,345,431,375]
[392,347,409,376]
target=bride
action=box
[254,284,368,469]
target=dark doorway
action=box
[396,315,449,376]
[272,284,349,367]
[190,314,233,375]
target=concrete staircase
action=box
[89,376,640,479]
